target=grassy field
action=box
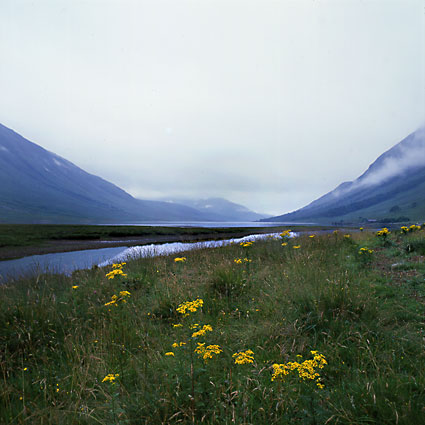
[0,226,424,424]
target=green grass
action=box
[0,228,424,424]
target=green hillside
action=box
[264,127,425,224]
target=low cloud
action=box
[358,127,425,187]
[331,127,425,198]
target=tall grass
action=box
[0,228,424,424]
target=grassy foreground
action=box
[1,227,424,424]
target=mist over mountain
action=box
[264,127,425,223]
[160,197,269,222]
[0,123,269,224]
[0,123,221,223]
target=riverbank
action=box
[0,224,338,260]
[1,227,424,424]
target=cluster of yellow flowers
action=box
[191,324,213,338]
[401,224,421,234]
[359,247,374,255]
[232,349,254,365]
[343,234,351,239]
[240,241,254,247]
[174,257,187,262]
[234,258,251,264]
[195,343,223,362]
[102,373,119,383]
[167,300,328,389]
[104,290,131,306]
[176,298,203,316]
[166,300,222,362]
[376,228,390,237]
[271,351,327,389]
[105,263,127,280]
[309,235,316,239]
[280,230,291,238]
[293,245,301,249]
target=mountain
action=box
[160,197,269,222]
[0,123,216,224]
[263,127,425,224]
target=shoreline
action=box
[0,228,286,261]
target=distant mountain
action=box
[161,197,269,222]
[263,127,425,224]
[0,123,216,224]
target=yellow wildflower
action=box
[165,352,175,357]
[194,343,222,362]
[106,269,127,279]
[191,324,213,338]
[176,299,203,316]
[240,241,253,247]
[102,373,119,383]
[232,349,255,365]
[376,228,390,237]
[174,257,187,262]
[72,285,79,289]
[293,245,301,249]
[104,294,118,306]
[271,351,327,387]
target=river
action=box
[0,231,293,283]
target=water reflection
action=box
[0,246,128,283]
[98,232,288,266]
[0,232,295,283]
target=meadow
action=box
[0,226,424,424]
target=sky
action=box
[0,0,424,216]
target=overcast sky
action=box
[0,0,424,215]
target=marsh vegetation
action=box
[1,226,424,424]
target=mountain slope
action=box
[160,197,269,222]
[0,123,214,223]
[264,127,425,223]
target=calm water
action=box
[0,247,129,283]
[96,221,300,227]
[0,232,294,283]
